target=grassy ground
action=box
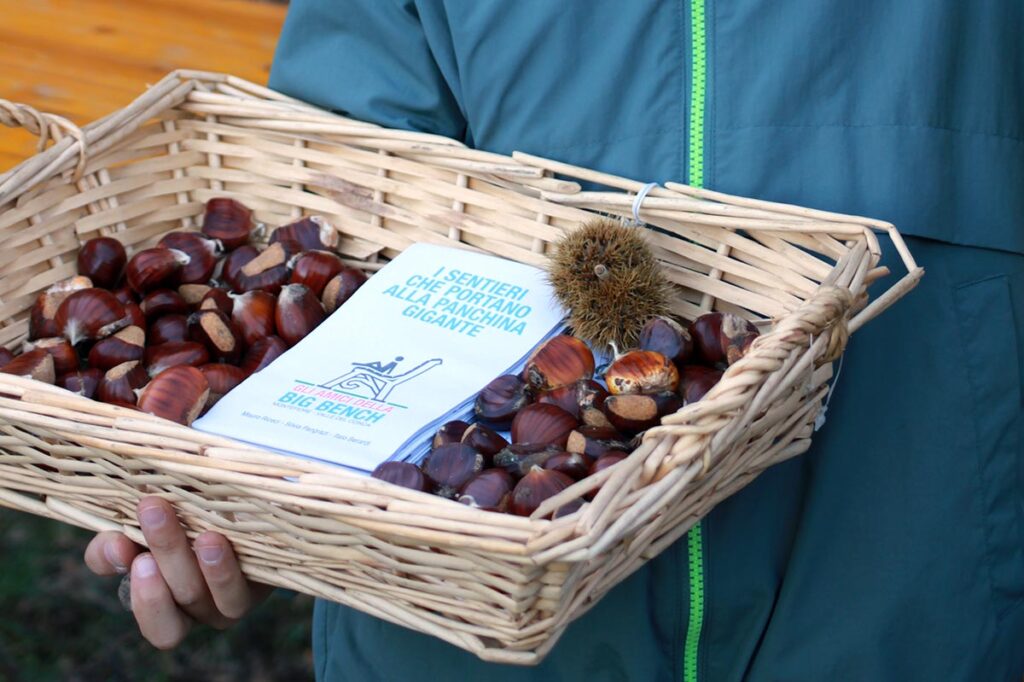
[0,509,314,682]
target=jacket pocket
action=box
[952,275,1024,612]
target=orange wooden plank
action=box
[0,0,286,172]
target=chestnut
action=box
[474,374,531,429]
[543,451,590,481]
[199,288,234,316]
[523,335,595,391]
[201,197,253,250]
[111,285,137,306]
[221,245,260,291]
[198,363,247,407]
[137,365,210,426]
[126,248,190,294]
[552,499,585,519]
[96,361,149,404]
[536,379,609,420]
[602,394,660,434]
[230,290,276,347]
[422,443,484,499]
[158,231,221,284]
[510,403,578,448]
[23,337,78,374]
[458,469,514,512]
[29,276,92,340]
[493,443,563,478]
[371,461,430,492]
[535,384,580,419]
[124,302,146,331]
[0,348,56,384]
[566,427,629,460]
[581,405,615,430]
[231,243,291,295]
[586,452,630,499]
[240,336,288,375]
[56,368,103,399]
[55,288,128,346]
[275,284,325,347]
[720,314,759,365]
[690,312,757,366]
[149,314,189,346]
[460,423,509,461]
[432,420,469,450]
[77,237,126,289]
[604,350,679,395]
[143,341,210,377]
[140,289,189,320]
[649,390,684,418]
[510,466,574,517]
[679,365,723,404]
[639,316,694,366]
[321,267,368,314]
[177,284,211,308]
[270,215,338,253]
[188,310,243,364]
[289,250,345,297]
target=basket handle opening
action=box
[0,99,88,182]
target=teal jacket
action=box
[270,2,1024,680]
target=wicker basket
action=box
[0,71,921,664]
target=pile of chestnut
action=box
[0,198,367,425]
[372,311,760,517]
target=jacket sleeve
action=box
[268,0,467,141]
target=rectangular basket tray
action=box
[0,71,921,664]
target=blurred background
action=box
[0,1,317,680]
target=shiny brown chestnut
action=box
[371,461,430,492]
[511,403,578,448]
[56,368,103,399]
[510,466,574,517]
[221,245,260,291]
[289,250,345,297]
[96,361,149,405]
[537,379,609,420]
[111,285,136,306]
[149,314,189,346]
[240,336,288,375]
[177,284,211,308]
[270,215,338,253]
[474,374,531,430]
[143,341,210,377]
[77,237,126,289]
[230,290,276,347]
[422,443,484,499]
[0,348,56,384]
[543,451,590,481]
[140,289,189,320]
[23,337,78,374]
[55,288,129,346]
[126,248,190,294]
[432,420,469,450]
[158,232,221,284]
[89,325,148,372]
[580,405,615,430]
[201,198,253,250]
[493,443,563,478]
[231,242,291,294]
[639,316,694,366]
[604,349,679,395]
[552,499,585,519]
[321,267,368,314]
[566,427,629,460]
[690,312,757,366]
[198,363,247,407]
[458,469,515,512]
[275,284,325,347]
[460,423,509,461]
[188,310,243,364]
[199,288,234,316]
[29,276,93,340]
[679,365,723,404]
[137,365,210,426]
[523,334,595,391]
[124,303,146,331]
[586,452,630,499]
[602,394,661,434]
[720,314,759,365]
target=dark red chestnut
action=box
[422,443,484,499]
[0,348,56,384]
[523,335,595,391]
[510,403,578,448]
[543,451,590,480]
[149,314,189,346]
[240,336,288,375]
[198,363,247,407]
[188,310,243,364]
[679,365,723,404]
[143,341,210,377]
[270,215,338,253]
[604,350,679,395]
[126,248,189,294]
[602,394,661,434]
[29,276,92,340]
[458,469,514,512]
[177,284,211,308]
[199,288,233,316]
[689,313,757,366]
[124,302,146,331]
[474,374,531,429]
[537,378,609,420]
[586,452,630,499]
[111,285,136,306]
[77,237,126,289]
[140,289,189,320]
[289,250,345,297]
[221,245,259,291]
[510,466,573,517]
[158,231,221,284]
[493,443,563,478]
[56,368,103,399]
[230,290,276,347]
[460,423,509,460]
[137,365,210,426]
[720,314,759,365]
[566,427,629,460]
[55,288,128,346]
[432,420,469,450]
[321,267,368,314]
[639,316,694,366]
[649,390,684,418]
[201,198,253,250]
[275,284,325,347]
[23,337,78,374]
[371,461,430,492]
[96,361,149,405]
[231,243,291,294]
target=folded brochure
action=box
[193,243,567,472]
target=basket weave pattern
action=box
[0,71,921,663]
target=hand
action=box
[84,496,272,649]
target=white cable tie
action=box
[630,182,658,225]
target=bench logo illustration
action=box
[319,355,443,403]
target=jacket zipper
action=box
[683,0,708,680]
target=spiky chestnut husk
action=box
[548,218,671,350]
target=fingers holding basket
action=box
[84,531,143,576]
[129,553,194,650]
